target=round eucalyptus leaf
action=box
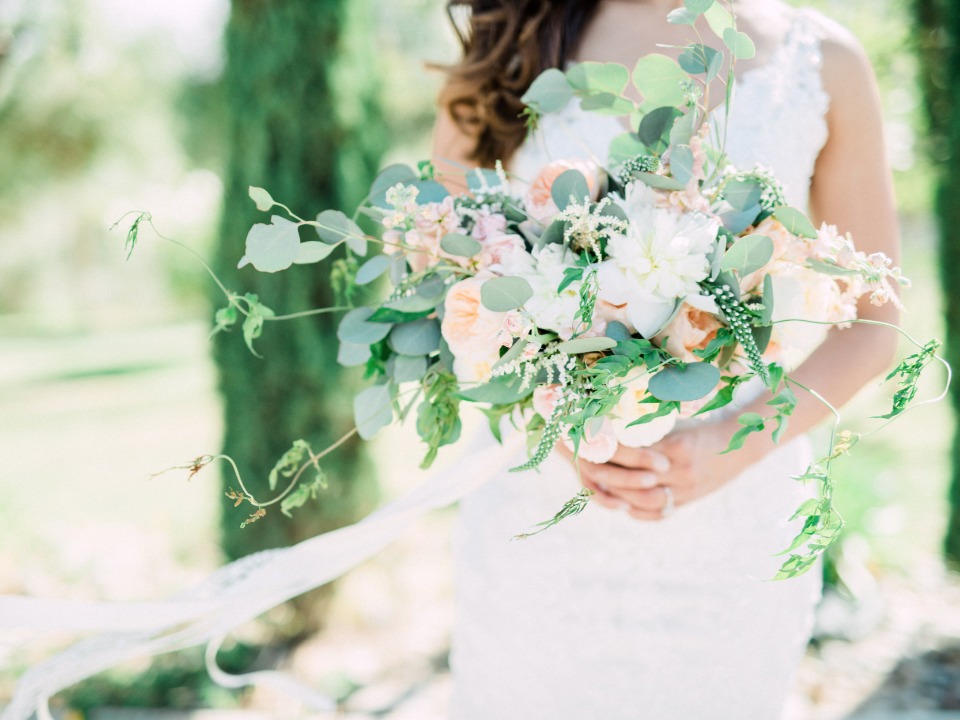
[631,54,688,110]
[294,241,337,265]
[551,169,591,211]
[566,61,629,95]
[555,337,619,354]
[355,254,392,285]
[609,132,648,166]
[392,354,428,383]
[354,383,394,440]
[315,210,366,256]
[337,341,372,368]
[521,68,575,113]
[684,0,714,12]
[670,145,695,186]
[242,215,301,273]
[440,233,483,258]
[413,180,450,204]
[337,307,392,344]
[667,7,697,24]
[388,319,442,356]
[248,186,274,211]
[638,106,682,153]
[724,178,762,211]
[580,91,635,116]
[723,28,757,60]
[773,206,818,239]
[636,172,686,192]
[467,168,503,193]
[721,234,774,277]
[480,276,534,312]
[648,362,721,402]
[605,321,633,343]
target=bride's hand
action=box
[558,420,761,520]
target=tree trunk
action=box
[912,0,960,564]
[212,0,386,636]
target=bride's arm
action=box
[571,29,903,518]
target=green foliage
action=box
[876,339,942,419]
[416,370,462,468]
[480,276,535,312]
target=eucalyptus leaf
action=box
[724,178,762,211]
[678,44,722,82]
[539,219,567,247]
[722,28,757,60]
[636,172,686,191]
[248,186,274,212]
[752,323,773,354]
[388,318,442,356]
[355,254,392,285]
[392,354,428,383]
[605,321,633,343]
[315,210,366,256]
[368,307,432,323]
[337,307,392,344]
[670,145,695,186]
[704,2,735,37]
[242,215,301,273]
[684,0,714,12]
[669,108,698,147]
[369,164,417,208]
[631,54,688,111]
[609,132,648,166]
[293,241,337,265]
[492,339,530,371]
[337,341,372,368]
[413,180,450,204]
[720,203,762,234]
[467,168,503,193]
[759,273,775,324]
[806,258,860,277]
[667,7,697,24]
[555,337,619,354]
[721,234,774,276]
[354,384,394,440]
[440,233,482,258]
[551,169,591,210]
[457,374,534,404]
[774,206,819,239]
[579,91,635,116]
[638,106,682,153]
[648,362,721,402]
[481,276,534,312]
[567,61,629,95]
[521,68,575,113]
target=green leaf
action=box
[720,204,762,235]
[648,362,721,402]
[522,68,575,113]
[412,180,450,204]
[684,0,714,12]
[294,240,337,265]
[738,411,765,427]
[667,7,698,24]
[315,210,366,256]
[538,218,567,247]
[693,383,736,416]
[670,145,695,186]
[807,258,859,277]
[555,337,618,354]
[456,374,535,404]
[625,400,680,427]
[638,106,683,153]
[678,44,722,84]
[567,61,629,95]
[605,321,633,343]
[722,28,757,60]
[481,276,534,312]
[703,2,735,37]
[338,307,393,344]
[492,339,530,372]
[248,186,274,212]
[467,168,503,193]
[367,307,432,324]
[355,254,392,285]
[631,54,688,111]
[354,384,394,440]
[551,169,591,210]
[579,91,635,116]
[721,234,774,276]
[759,274,775,324]
[337,341,372,368]
[388,318,442,356]
[440,233,482,257]
[724,178,762,211]
[609,133,648,166]
[773,206,818,239]
[369,164,417,208]
[392,354,428,383]
[669,109,698,147]
[636,172,686,191]
[240,215,301,273]
[558,267,584,294]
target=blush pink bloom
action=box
[658,302,723,363]
[563,419,619,464]
[477,232,529,272]
[526,159,602,224]
[441,276,510,382]
[471,210,508,241]
[533,384,562,419]
[738,217,804,293]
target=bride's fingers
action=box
[581,477,628,510]
[584,462,660,490]
[610,445,671,473]
[604,487,673,512]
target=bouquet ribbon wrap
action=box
[0,429,521,720]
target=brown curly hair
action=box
[439,0,602,167]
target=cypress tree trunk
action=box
[212,0,385,635]
[913,0,960,563]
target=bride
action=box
[432,0,900,718]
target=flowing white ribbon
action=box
[0,430,520,720]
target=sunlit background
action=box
[1,0,958,718]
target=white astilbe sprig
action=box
[490,344,577,393]
[556,197,629,259]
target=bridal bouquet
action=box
[159,0,932,579]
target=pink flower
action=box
[563,419,619,464]
[657,302,723,363]
[533,384,562,419]
[441,276,510,381]
[477,232,530,273]
[526,159,602,224]
[738,217,802,293]
[471,211,507,241]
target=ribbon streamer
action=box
[0,430,519,720]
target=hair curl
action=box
[439,0,601,168]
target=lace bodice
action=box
[510,8,829,213]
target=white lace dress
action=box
[449,9,830,720]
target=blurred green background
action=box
[0,0,956,717]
